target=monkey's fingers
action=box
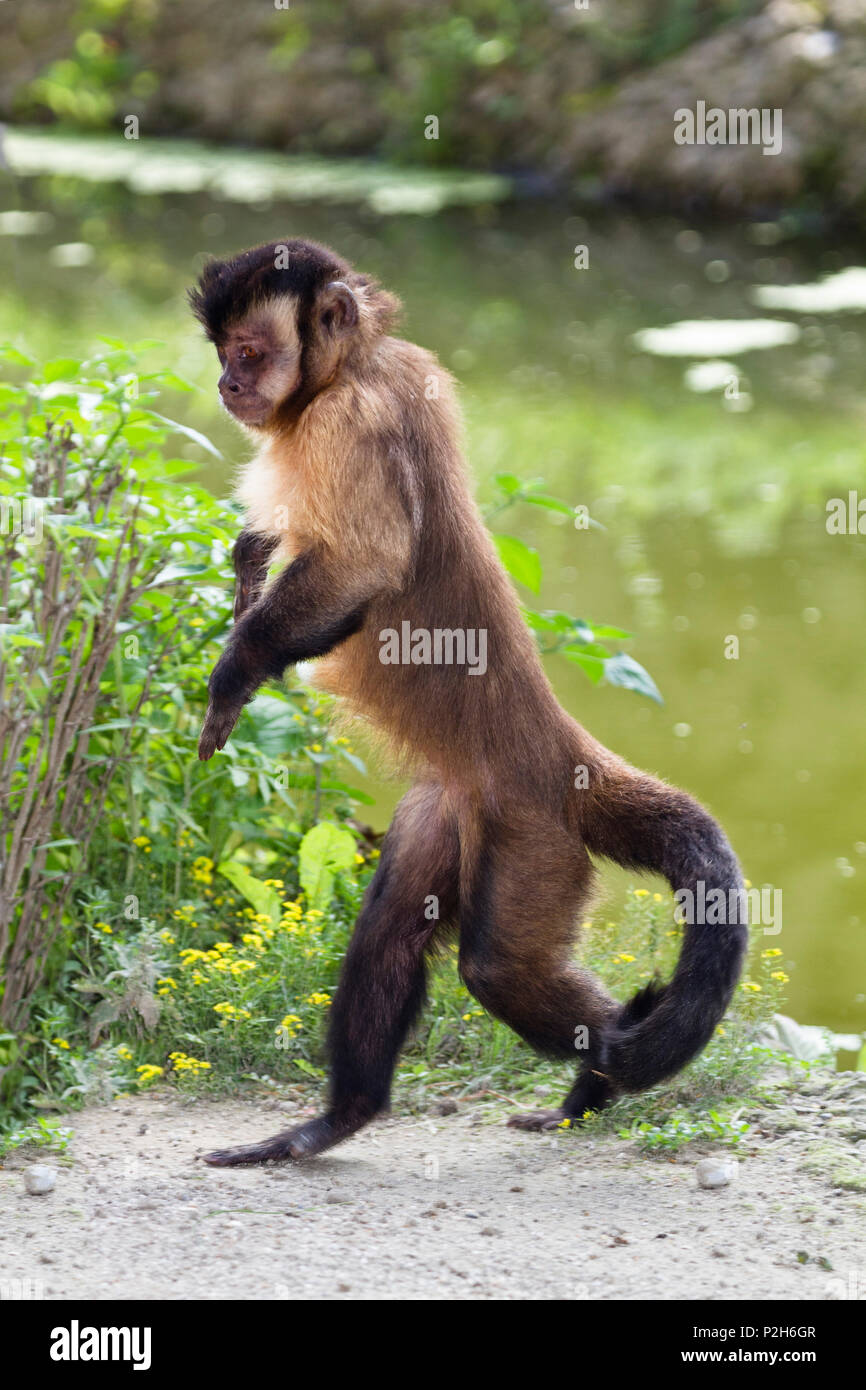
[197,702,241,760]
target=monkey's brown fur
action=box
[189,240,747,1165]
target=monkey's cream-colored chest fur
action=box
[235,441,304,560]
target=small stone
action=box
[696,1158,738,1189]
[431,1100,458,1117]
[23,1165,56,1195]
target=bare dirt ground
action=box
[1,1077,864,1301]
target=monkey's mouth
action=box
[221,395,269,426]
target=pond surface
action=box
[1,132,864,1034]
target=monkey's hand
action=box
[198,697,244,761]
[198,646,258,760]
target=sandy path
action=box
[1,1087,863,1300]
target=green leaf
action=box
[603,652,663,704]
[217,861,282,927]
[39,358,82,383]
[0,344,35,367]
[151,413,222,459]
[0,623,42,649]
[590,624,633,640]
[298,821,357,911]
[856,1040,866,1072]
[563,640,611,659]
[152,562,211,585]
[294,1058,326,1078]
[493,533,542,593]
[564,651,605,684]
[493,472,523,495]
[522,493,576,516]
[562,621,596,646]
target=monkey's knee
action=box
[459,950,515,1016]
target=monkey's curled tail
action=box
[581,762,748,1093]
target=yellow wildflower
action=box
[135,1064,164,1084]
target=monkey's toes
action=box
[201,1118,335,1166]
[201,1136,297,1167]
[507,1108,570,1132]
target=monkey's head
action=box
[189,238,398,430]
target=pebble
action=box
[696,1158,738,1189]
[431,1100,458,1117]
[23,1165,57,1196]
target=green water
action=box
[1,138,864,1033]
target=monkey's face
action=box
[212,286,361,430]
[190,242,376,432]
[215,301,302,429]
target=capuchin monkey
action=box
[188,239,747,1166]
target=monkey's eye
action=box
[239,346,260,361]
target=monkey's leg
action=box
[232,528,279,621]
[457,814,619,1133]
[203,784,459,1166]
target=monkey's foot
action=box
[202,1116,335,1166]
[507,1108,572,1132]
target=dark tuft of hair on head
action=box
[188,238,398,342]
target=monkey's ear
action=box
[318,281,359,335]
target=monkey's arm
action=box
[232,527,279,620]
[199,547,370,760]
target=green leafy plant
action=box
[0,344,363,1114]
[298,822,358,912]
[0,1116,73,1158]
[623,1109,751,1153]
[483,472,662,701]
